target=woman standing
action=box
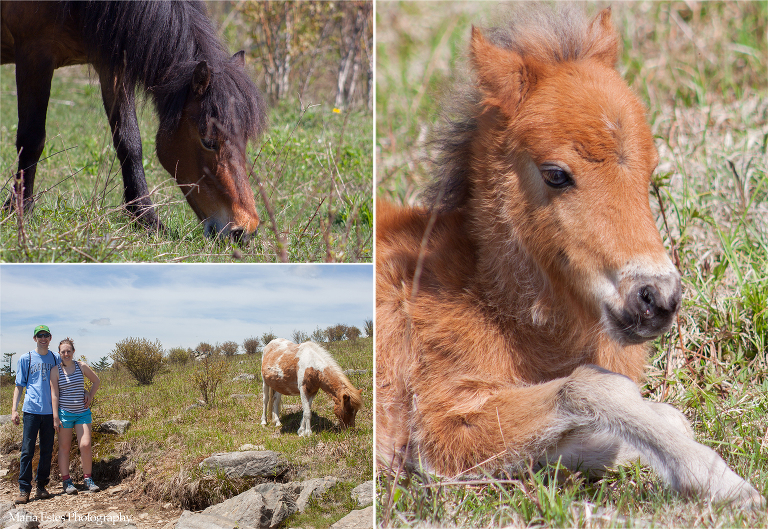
[51,338,101,494]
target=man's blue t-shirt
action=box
[15,350,61,415]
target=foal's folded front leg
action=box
[553,365,763,506]
[413,365,764,507]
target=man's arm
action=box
[11,386,22,425]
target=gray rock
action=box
[199,451,286,479]
[0,415,12,426]
[1,507,40,529]
[232,374,256,382]
[203,484,297,529]
[350,480,373,507]
[330,507,373,529]
[295,477,338,512]
[174,511,256,529]
[342,369,369,376]
[98,420,130,435]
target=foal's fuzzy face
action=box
[156,60,260,243]
[471,10,680,344]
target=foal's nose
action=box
[624,273,682,339]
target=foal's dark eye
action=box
[200,136,219,151]
[540,164,574,189]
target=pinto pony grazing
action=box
[261,338,362,437]
[377,6,763,506]
[1,1,266,241]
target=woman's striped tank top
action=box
[57,362,87,412]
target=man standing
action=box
[11,325,61,504]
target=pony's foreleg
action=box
[261,380,271,426]
[6,50,55,211]
[271,393,282,427]
[297,389,315,437]
[97,70,163,231]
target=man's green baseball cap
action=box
[33,325,50,337]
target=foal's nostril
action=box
[637,285,658,317]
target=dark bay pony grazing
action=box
[377,6,764,506]
[1,1,266,241]
[261,338,362,436]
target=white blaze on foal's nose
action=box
[601,257,682,344]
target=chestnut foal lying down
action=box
[376,6,763,506]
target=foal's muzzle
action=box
[605,273,682,344]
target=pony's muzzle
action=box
[203,219,257,244]
[605,272,681,344]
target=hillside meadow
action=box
[377,1,767,527]
[0,337,373,528]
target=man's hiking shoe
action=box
[14,491,29,504]
[84,477,100,493]
[35,487,51,500]
[63,479,78,495]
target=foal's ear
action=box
[587,8,620,67]
[192,61,212,97]
[232,50,246,67]
[470,27,532,118]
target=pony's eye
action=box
[540,164,574,189]
[200,136,218,151]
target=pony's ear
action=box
[587,8,619,67]
[470,26,533,118]
[232,50,246,67]
[192,61,211,97]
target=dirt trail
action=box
[0,454,183,529]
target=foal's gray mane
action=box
[424,5,602,211]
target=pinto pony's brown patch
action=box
[376,5,763,506]
[261,338,362,436]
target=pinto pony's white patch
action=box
[260,338,362,436]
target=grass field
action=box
[0,337,373,528]
[0,14,372,263]
[377,1,767,527]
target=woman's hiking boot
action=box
[84,477,100,493]
[63,479,78,495]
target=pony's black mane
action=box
[424,5,599,211]
[63,1,266,142]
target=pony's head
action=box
[438,7,680,345]
[334,387,363,429]
[156,52,267,243]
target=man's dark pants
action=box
[18,412,55,493]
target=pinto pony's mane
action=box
[63,0,266,142]
[425,5,618,211]
[301,342,363,410]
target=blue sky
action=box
[0,264,373,367]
